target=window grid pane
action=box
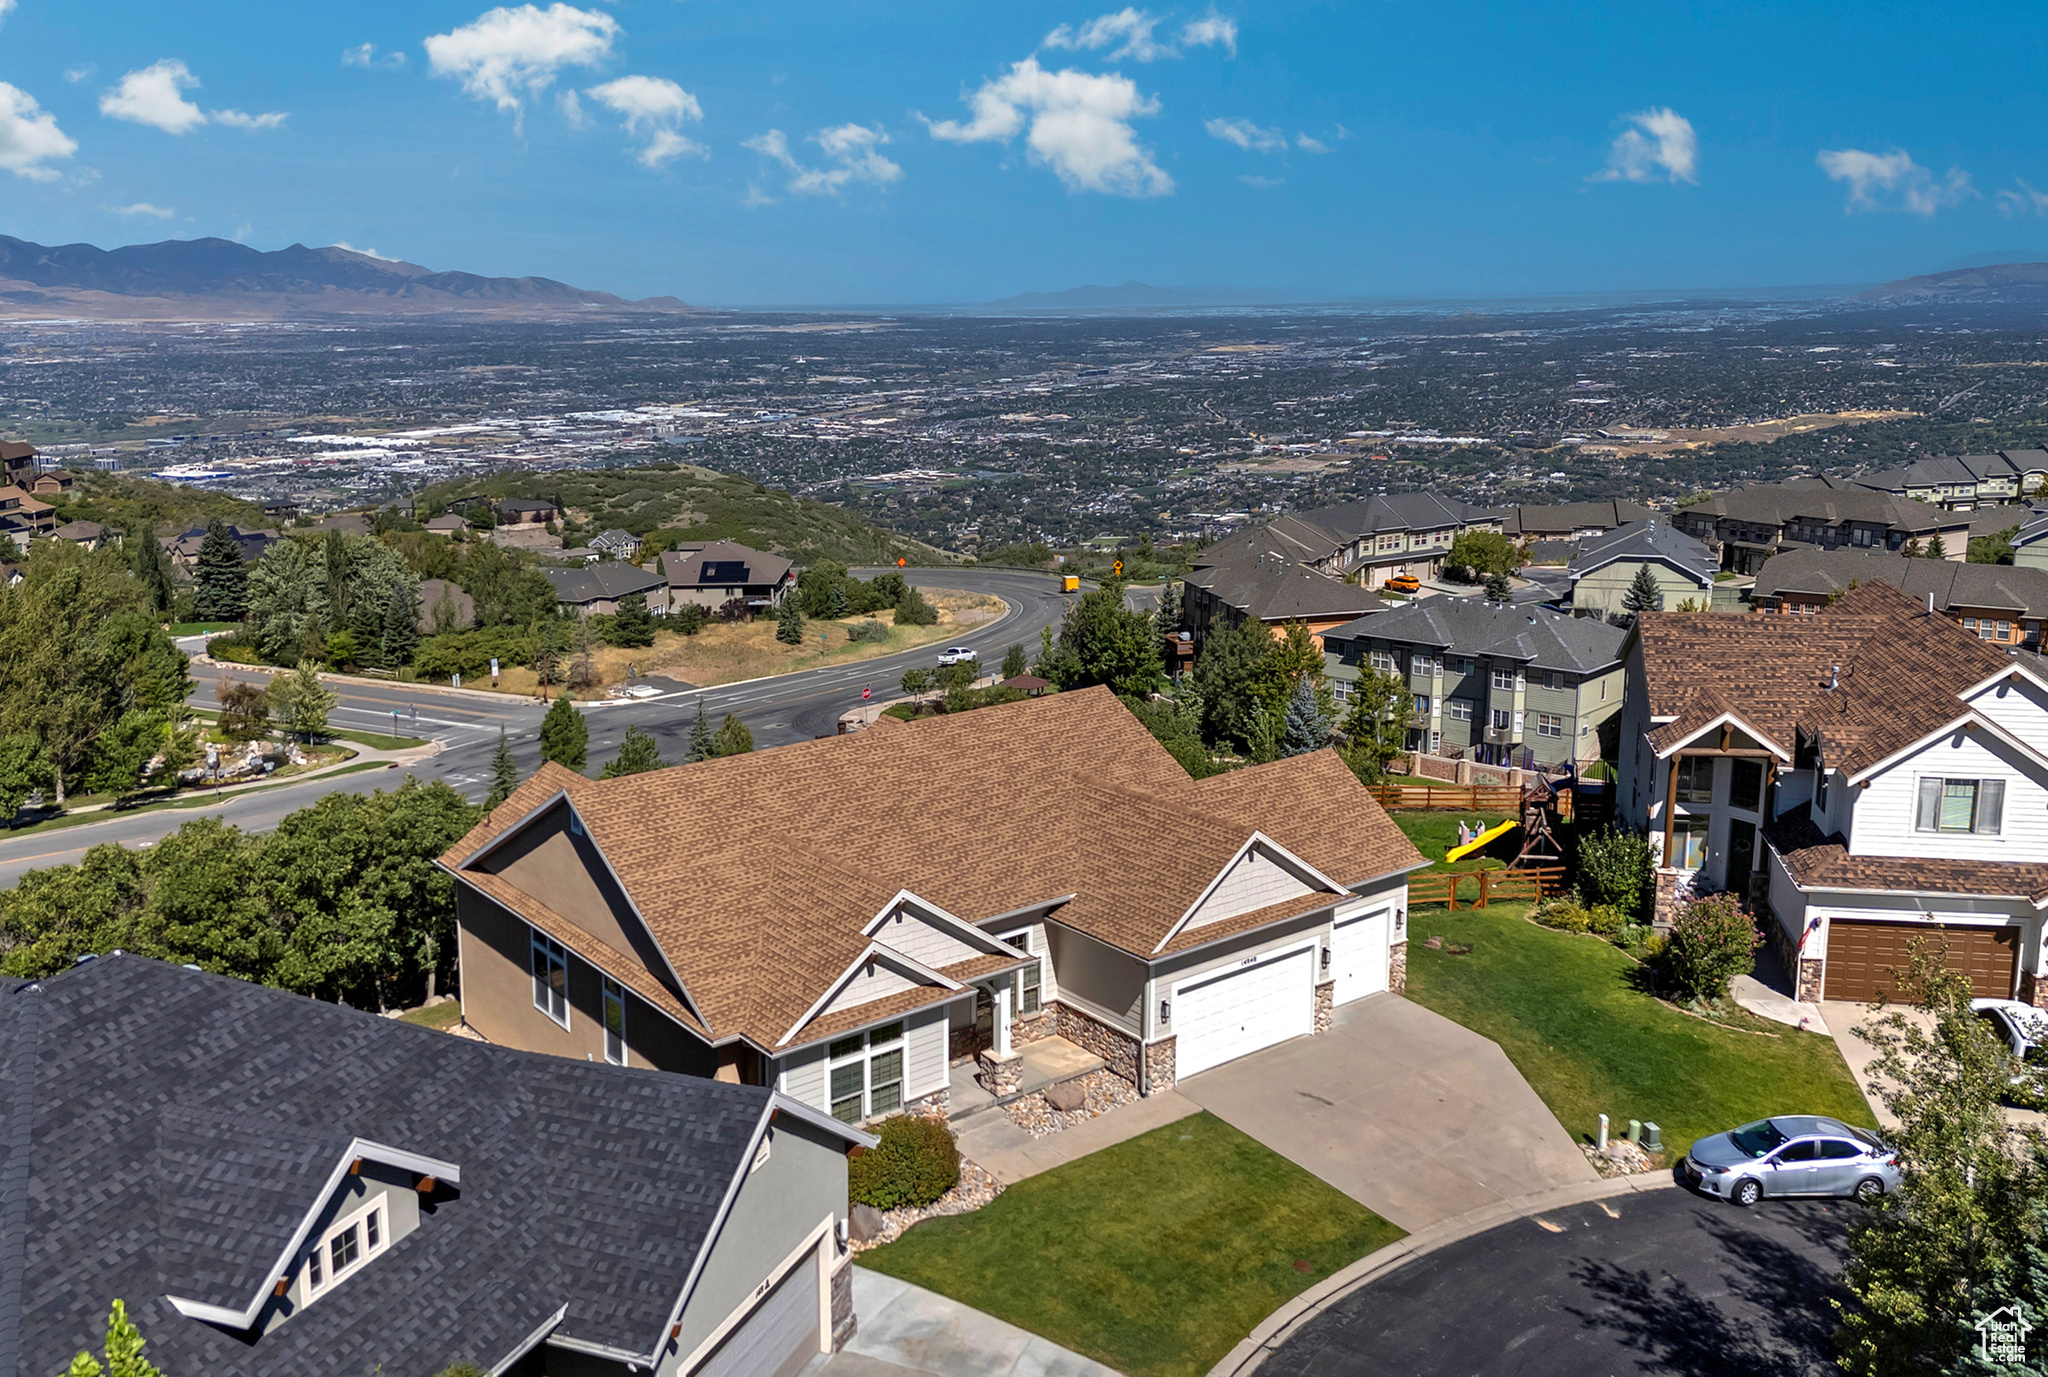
[1940,780,1977,832]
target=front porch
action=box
[948,1035,1105,1126]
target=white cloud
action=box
[557,88,590,128]
[742,182,776,208]
[1179,11,1237,56]
[1818,147,1974,215]
[1239,173,1281,188]
[1593,107,1697,184]
[1044,8,1171,61]
[101,60,208,134]
[211,108,288,131]
[925,57,1170,197]
[342,43,407,70]
[99,60,285,135]
[333,241,399,260]
[0,84,77,180]
[1204,117,1283,153]
[64,66,93,84]
[747,122,903,197]
[1998,179,2048,218]
[424,3,619,130]
[0,0,15,28]
[1295,133,1329,154]
[112,201,176,218]
[586,75,705,167]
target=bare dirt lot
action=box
[1575,409,1917,457]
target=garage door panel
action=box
[1824,921,2019,1002]
[696,1254,819,1377]
[1176,947,1314,1078]
[1332,910,1390,1005]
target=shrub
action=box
[1663,892,1762,1000]
[894,587,939,627]
[847,619,891,644]
[1587,904,1627,937]
[209,634,262,665]
[1575,826,1653,921]
[674,602,706,636]
[848,1115,959,1209]
[1533,897,1590,933]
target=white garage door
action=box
[1174,946,1315,1078]
[695,1253,819,1377]
[1331,908,1390,1005]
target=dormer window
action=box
[306,1198,388,1301]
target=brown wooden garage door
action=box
[1824,920,2020,1002]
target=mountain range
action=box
[0,236,688,320]
[1858,260,2048,304]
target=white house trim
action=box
[1845,710,2048,786]
[775,943,965,1048]
[861,890,1017,956]
[1651,711,1792,762]
[671,1213,838,1377]
[490,1304,569,1377]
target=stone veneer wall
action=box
[1761,907,1824,1003]
[948,1026,987,1067]
[902,1087,950,1118]
[1388,941,1408,994]
[1014,1007,1057,1045]
[831,1257,856,1350]
[1313,981,1334,1034]
[1652,867,1703,932]
[1143,1037,1176,1094]
[1055,1003,1142,1085]
[2021,971,2048,1010]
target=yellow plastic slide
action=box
[1444,817,1520,864]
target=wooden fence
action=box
[1367,784,1523,812]
[1407,865,1566,910]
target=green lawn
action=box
[860,1113,1404,1377]
[1404,903,1873,1157]
[323,727,432,751]
[1390,810,1517,871]
[398,1000,462,1030]
[165,621,236,637]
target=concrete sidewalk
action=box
[817,1268,1121,1377]
[952,1088,1201,1185]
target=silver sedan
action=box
[1682,1115,1900,1207]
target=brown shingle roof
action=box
[441,688,1427,1050]
[1636,582,2013,774]
[1766,815,2048,903]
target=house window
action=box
[306,1198,389,1300]
[1413,654,1439,675]
[1675,756,1713,805]
[1964,617,1978,633]
[1490,708,1511,732]
[828,1022,906,1123]
[1730,758,1764,812]
[1370,650,1400,675]
[1006,934,1042,1014]
[1446,698,1474,722]
[1413,694,1432,717]
[1491,667,1516,691]
[1540,670,1561,691]
[531,932,569,1029]
[602,978,627,1065]
[1536,712,1564,738]
[1670,818,1707,870]
[1332,679,1352,700]
[1455,658,1476,676]
[1916,778,2005,835]
[568,811,584,837]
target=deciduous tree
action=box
[63,1299,162,1377]
[1040,587,1164,696]
[1000,644,1028,680]
[217,678,270,741]
[1445,530,1525,581]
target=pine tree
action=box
[1001,643,1028,679]
[1484,572,1513,606]
[1280,675,1331,756]
[1155,580,1182,635]
[600,725,665,777]
[379,585,419,668]
[538,695,588,771]
[1622,564,1665,615]
[485,727,520,807]
[687,698,714,762]
[130,523,176,617]
[192,518,249,622]
[674,602,706,636]
[712,713,754,757]
[776,595,806,645]
[611,592,655,648]
[1927,533,1949,560]
[1901,537,1924,559]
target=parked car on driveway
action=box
[1974,998,2048,1082]
[936,646,978,666]
[1683,1115,1899,1207]
[1383,574,1422,595]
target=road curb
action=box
[1204,1172,1681,1377]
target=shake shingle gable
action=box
[441,688,1427,1050]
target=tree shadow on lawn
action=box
[1563,1202,1851,1376]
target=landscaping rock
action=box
[1000,1068,1139,1139]
[1044,1078,1088,1112]
[848,1159,1003,1253]
[848,1203,887,1243]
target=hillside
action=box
[1857,260,2048,303]
[0,236,689,321]
[45,470,271,537]
[419,464,960,567]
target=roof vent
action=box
[1828,663,1840,691]
[1927,592,1935,614]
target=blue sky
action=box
[1,0,2044,304]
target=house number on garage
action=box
[1240,955,1261,967]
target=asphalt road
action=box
[1260,1187,1853,1377]
[0,568,1076,886]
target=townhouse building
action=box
[1259,495,1505,588]
[1182,535,1383,646]
[1672,477,1973,575]
[1750,546,2048,650]
[1565,520,1718,617]
[1618,583,2048,1004]
[1322,598,1627,768]
[1854,450,2048,510]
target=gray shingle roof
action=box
[1323,596,1627,673]
[1566,520,1717,586]
[1682,476,1959,534]
[1286,492,1501,540]
[543,562,667,605]
[1750,545,2048,615]
[1502,499,1654,537]
[0,956,783,1377]
[1183,541,1382,623]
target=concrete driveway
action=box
[1176,993,1596,1233]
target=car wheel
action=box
[1732,1178,1762,1207]
[1854,1176,1885,1202]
